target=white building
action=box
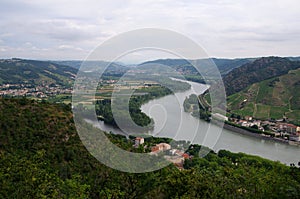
[134,137,144,147]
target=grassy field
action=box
[227,68,300,123]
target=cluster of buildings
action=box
[151,143,171,152]
[230,116,300,142]
[273,123,300,141]
[0,83,72,98]
[232,116,264,131]
[134,137,191,169]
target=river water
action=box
[93,80,300,165]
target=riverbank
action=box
[222,123,290,145]
[208,118,300,147]
[184,88,299,147]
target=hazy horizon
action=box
[1,55,299,65]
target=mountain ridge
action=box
[0,58,77,86]
[140,57,256,76]
[223,56,300,96]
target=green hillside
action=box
[228,68,300,124]
[224,57,300,96]
[0,58,77,86]
[1,98,300,198]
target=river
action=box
[92,80,300,165]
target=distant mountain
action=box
[227,67,300,124]
[140,58,255,76]
[0,58,77,86]
[52,60,128,77]
[0,59,130,87]
[51,60,83,69]
[223,57,300,96]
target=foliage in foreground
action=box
[1,98,300,198]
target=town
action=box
[228,115,300,143]
[0,83,72,98]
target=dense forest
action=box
[1,98,300,198]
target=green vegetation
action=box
[95,77,190,128]
[1,98,300,198]
[48,94,72,104]
[96,86,172,128]
[0,58,77,86]
[223,57,300,96]
[0,59,129,91]
[227,68,300,123]
[182,74,206,84]
[184,148,300,198]
[183,93,211,121]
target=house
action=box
[286,124,297,134]
[151,146,160,152]
[151,143,171,153]
[134,137,144,147]
[212,113,228,121]
[251,120,261,127]
[182,153,190,159]
[174,150,184,156]
[277,123,297,134]
[169,149,177,156]
[241,121,250,127]
[289,127,300,142]
[245,116,253,121]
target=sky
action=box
[0,0,300,63]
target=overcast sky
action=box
[0,0,300,62]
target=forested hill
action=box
[1,98,300,198]
[0,58,77,86]
[223,57,300,96]
[140,58,254,76]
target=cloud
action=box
[58,44,84,51]
[0,0,300,60]
[32,19,102,42]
